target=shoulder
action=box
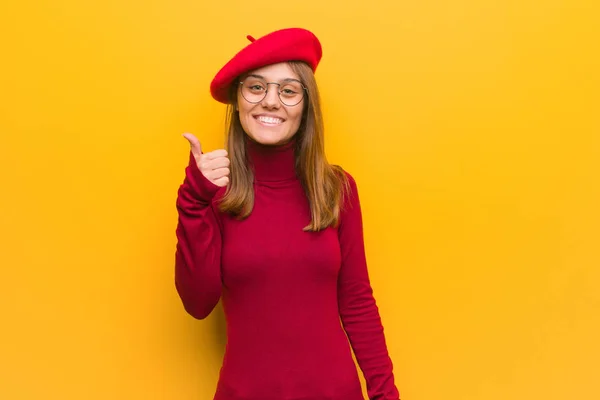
[332,165,360,210]
[331,166,364,232]
[332,164,358,187]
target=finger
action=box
[203,149,228,159]
[182,133,202,157]
[205,167,230,180]
[212,176,230,187]
[205,157,230,170]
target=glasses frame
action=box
[238,78,308,107]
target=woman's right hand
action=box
[183,133,230,187]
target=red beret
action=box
[210,28,323,104]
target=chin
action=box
[248,131,291,146]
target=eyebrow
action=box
[245,74,300,83]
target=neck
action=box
[245,135,298,182]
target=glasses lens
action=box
[241,79,267,103]
[279,81,304,106]
[240,79,305,106]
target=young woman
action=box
[175,27,400,400]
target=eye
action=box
[280,83,302,96]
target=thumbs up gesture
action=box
[183,133,230,187]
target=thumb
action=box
[182,132,202,158]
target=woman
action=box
[175,28,400,400]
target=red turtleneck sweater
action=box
[174,137,400,400]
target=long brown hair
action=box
[217,61,350,232]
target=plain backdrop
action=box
[1,0,598,399]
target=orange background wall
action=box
[1,1,598,399]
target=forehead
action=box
[242,62,299,81]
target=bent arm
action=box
[174,152,223,319]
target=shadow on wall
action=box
[164,292,227,380]
[211,301,227,350]
[189,301,227,357]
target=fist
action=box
[183,132,230,187]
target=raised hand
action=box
[183,133,230,187]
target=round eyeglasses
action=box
[239,77,307,106]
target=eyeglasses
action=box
[239,77,307,106]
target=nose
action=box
[261,83,281,109]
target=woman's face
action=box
[237,62,304,146]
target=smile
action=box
[254,115,285,126]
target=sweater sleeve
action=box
[337,172,401,400]
[174,151,223,320]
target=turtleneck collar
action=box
[245,135,298,182]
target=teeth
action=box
[257,116,283,124]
